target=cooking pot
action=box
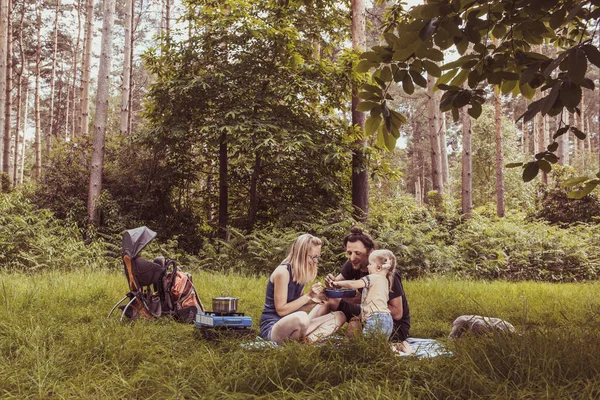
[212,292,239,313]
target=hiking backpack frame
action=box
[107,226,204,322]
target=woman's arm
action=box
[332,279,366,290]
[272,265,320,316]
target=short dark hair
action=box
[343,226,375,251]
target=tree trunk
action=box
[34,5,42,182]
[415,176,421,206]
[0,0,8,171]
[246,151,261,232]
[494,88,505,217]
[351,0,368,221]
[46,0,60,160]
[439,109,449,188]
[67,0,83,139]
[579,90,586,170]
[19,80,28,185]
[87,0,115,226]
[2,0,11,176]
[13,0,24,185]
[164,0,170,44]
[560,110,570,166]
[120,0,133,135]
[427,74,442,192]
[218,130,228,240]
[535,97,547,184]
[461,108,472,219]
[79,0,94,137]
[12,67,21,187]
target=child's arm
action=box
[332,279,366,289]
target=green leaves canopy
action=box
[363,0,599,182]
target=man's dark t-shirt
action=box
[339,260,411,341]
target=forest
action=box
[1,0,600,398]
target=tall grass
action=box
[1,270,600,398]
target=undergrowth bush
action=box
[193,215,356,275]
[531,166,600,225]
[368,194,459,278]
[0,192,114,272]
[453,211,600,281]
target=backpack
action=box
[163,263,205,323]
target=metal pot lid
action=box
[213,296,239,300]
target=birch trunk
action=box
[119,0,133,135]
[494,88,505,217]
[46,0,60,158]
[427,74,442,192]
[0,0,8,171]
[3,0,12,175]
[439,109,449,187]
[12,66,21,187]
[461,108,472,219]
[67,0,82,139]
[19,81,28,185]
[34,5,42,182]
[351,0,368,221]
[87,0,115,225]
[79,0,94,136]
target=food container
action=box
[212,293,239,313]
[324,288,357,298]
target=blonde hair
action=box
[282,234,322,285]
[369,249,397,290]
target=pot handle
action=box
[220,291,230,297]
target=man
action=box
[322,227,412,347]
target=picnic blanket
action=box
[393,338,452,358]
[241,337,452,358]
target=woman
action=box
[259,234,346,343]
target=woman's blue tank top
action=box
[259,263,305,339]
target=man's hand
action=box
[325,273,336,288]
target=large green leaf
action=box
[519,82,536,99]
[365,115,382,136]
[560,80,582,108]
[522,161,539,182]
[402,74,415,94]
[356,60,377,73]
[422,60,441,77]
[567,48,587,84]
[583,43,600,68]
[356,101,379,112]
[409,70,428,88]
[568,181,600,199]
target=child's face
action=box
[367,258,380,274]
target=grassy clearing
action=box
[1,270,600,399]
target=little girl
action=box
[332,249,396,339]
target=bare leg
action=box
[308,297,341,319]
[304,311,346,343]
[270,311,311,343]
[346,318,362,338]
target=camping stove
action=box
[195,311,254,340]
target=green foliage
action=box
[193,211,357,276]
[141,0,353,236]
[0,172,11,193]
[453,211,600,282]
[0,192,113,272]
[3,270,600,398]
[467,105,535,210]
[531,166,600,224]
[368,195,459,278]
[368,0,599,180]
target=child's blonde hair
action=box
[282,234,322,285]
[369,249,397,290]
